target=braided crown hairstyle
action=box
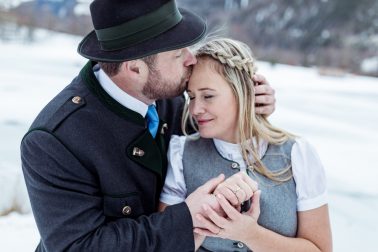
[182,38,294,182]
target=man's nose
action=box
[183,48,197,66]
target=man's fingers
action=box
[193,227,218,237]
[201,174,225,193]
[255,105,275,115]
[252,74,267,85]
[255,94,275,105]
[254,83,275,95]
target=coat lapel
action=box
[127,130,163,178]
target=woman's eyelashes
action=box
[188,94,215,101]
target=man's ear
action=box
[123,59,148,75]
[124,60,140,75]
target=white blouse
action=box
[160,135,328,212]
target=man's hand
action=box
[253,74,275,116]
[185,174,225,228]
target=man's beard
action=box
[142,66,189,100]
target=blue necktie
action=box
[146,105,159,138]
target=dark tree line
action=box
[1,0,377,76]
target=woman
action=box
[159,38,332,251]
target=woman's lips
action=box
[197,119,213,126]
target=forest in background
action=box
[1,0,377,76]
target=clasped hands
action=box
[185,172,261,242]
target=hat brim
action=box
[77,8,206,62]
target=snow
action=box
[361,56,378,74]
[1,30,378,251]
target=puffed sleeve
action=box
[160,135,188,205]
[292,138,328,211]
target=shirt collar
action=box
[213,138,268,162]
[94,66,151,117]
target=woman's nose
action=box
[190,99,204,116]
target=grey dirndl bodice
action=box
[182,137,297,252]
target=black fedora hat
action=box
[78,0,207,62]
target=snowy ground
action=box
[0,30,377,251]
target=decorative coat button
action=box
[160,123,168,135]
[231,162,239,169]
[122,206,132,216]
[132,147,145,157]
[71,96,82,104]
[237,242,244,248]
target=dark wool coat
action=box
[21,61,194,252]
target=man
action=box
[21,1,275,251]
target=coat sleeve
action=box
[21,129,194,252]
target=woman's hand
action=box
[193,190,262,243]
[213,171,258,207]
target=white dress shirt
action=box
[94,67,150,116]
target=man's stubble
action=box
[142,64,190,100]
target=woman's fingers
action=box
[247,190,261,219]
[216,194,241,221]
[213,172,258,206]
[235,179,253,202]
[214,184,239,206]
[195,212,220,234]
[202,204,229,228]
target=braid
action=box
[210,51,257,76]
[197,40,257,76]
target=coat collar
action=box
[80,61,145,126]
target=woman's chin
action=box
[198,131,215,139]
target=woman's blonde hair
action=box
[182,38,294,182]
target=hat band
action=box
[95,1,182,51]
